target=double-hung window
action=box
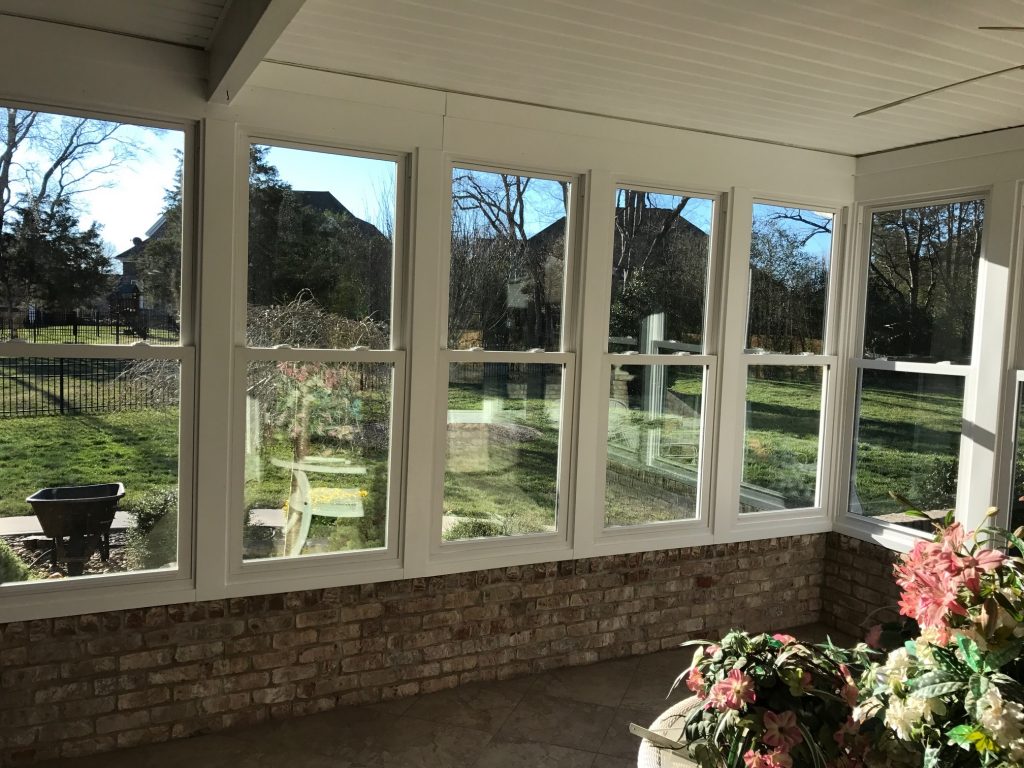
[848,198,983,533]
[439,165,577,548]
[599,187,716,532]
[237,141,404,572]
[0,106,193,605]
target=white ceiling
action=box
[6,0,1024,155]
[267,0,1024,156]
[0,0,230,49]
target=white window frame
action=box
[834,191,998,551]
[0,103,198,620]
[422,160,582,572]
[585,181,722,555]
[223,132,410,592]
[713,193,845,543]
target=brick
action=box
[96,710,150,734]
[272,629,318,649]
[118,687,171,710]
[173,642,224,662]
[120,648,173,671]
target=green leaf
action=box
[984,638,1023,671]
[908,670,959,691]
[969,673,989,700]
[947,724,975,746]
[957,635,982,672]
[912,681,969,698]
[923,745,940,768]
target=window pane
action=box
[605,364,702,527]
[445,363,562,539]
[1011,382,1024,532]
[741,366,823,511]
[449,169,568,351]
[0,357,180,581]
[851,370,963,522]
[246,145,396,349]
[244,361,392,559]
[0,108,184,345]
[865,200,983,364]
[608,190,712,354]
[746,204,831,354]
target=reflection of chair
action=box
[270,457,367,556]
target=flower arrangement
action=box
[674,631,873,767]
[853,513,1024,767]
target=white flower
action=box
[884,695,932,740]
[976,686,1024,749]
[877,647,913,689]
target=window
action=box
[0,106,190,585]
[442,166,575,542]
[849,199,983,529]
[602,188,715,528]
[241,143,401,562]
[740,204,834,513]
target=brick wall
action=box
[0,534,824,765]
[822,532,902,641]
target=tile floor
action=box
[38,624,847,768]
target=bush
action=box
[123,487,177,570]
[444,519,503,540]
[0,538,31,583]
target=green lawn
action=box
[13,324,178,345]
[0,408,180,517]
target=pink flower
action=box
[685,665,706,697]
[744,748,793,768]
[839,664,859,707]
[833,717,859,747]
[706,668,756,711]
[762,710,803,750]
[772,633,797,645]
[706,644,721,656]
[864,624,882,649]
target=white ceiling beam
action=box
[207,0,306,104]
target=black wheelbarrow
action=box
[26,483,125,576]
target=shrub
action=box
[444,519,503,540]
[0,538,32,583]
[123,487,177,570]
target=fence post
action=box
[115,317,120,345]
[59,358,65,414]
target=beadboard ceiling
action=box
[0,0,230,49]
[6,0,1024,155]
[267,0,1024,156]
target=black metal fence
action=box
[0,358,177,418]
[11,309,180,345]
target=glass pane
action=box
[444,363,562,539]
[246,145,396,349]
[608,190,712,354]
[605,364,702,527]
[865,200,983,364]
[1011,383,1024,532]
[0,357,180,582]
[746,204,831,354]
[0,107,184,345]
[741,366,823,511]
[244,361,392,559]
[449,168,568,351]
[851,370,963,523]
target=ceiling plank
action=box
[207,0,306,103]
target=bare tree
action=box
[0,108,140,335]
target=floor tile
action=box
[473,738,598,768]
[529,656,639,707]
[496,692,617,752]
[403,679,527,732]
[598,705,664,758]
[592,754,638,768]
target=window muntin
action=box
[442,166,574,544]
[246,145,396,350]
[864,201,983,364]
[241,143,401,562]
[851,370,963,520]
[741,366,823,511]
[608,191,712,354]
[0,108,189,585]
[746,205,831,355]
[605,363,703,526]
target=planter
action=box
[26,482,125,575]
[637,697,702,767]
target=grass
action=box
[0,407,180,517]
